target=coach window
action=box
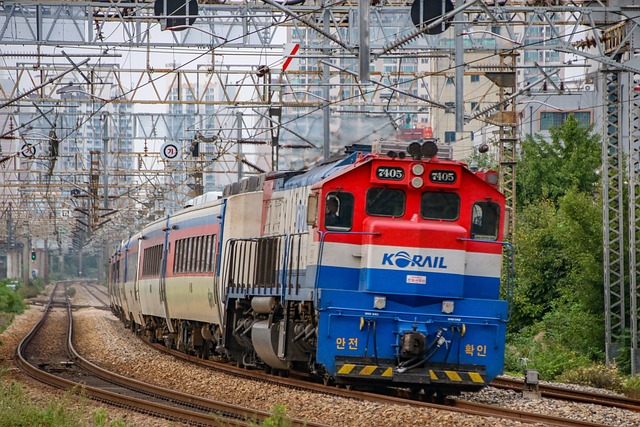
[421,191,460,221]
[197,236,205,272]
[471,201,500,240]
[206,235,216,272]
[186,238,193,272]
[173,240,181,273]
[367,188,405,217]
[325,192,354,230]
[178,239,186,273]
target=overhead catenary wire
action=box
[0,4,624,247]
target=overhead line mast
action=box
[1,2,640,373]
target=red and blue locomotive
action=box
[109,139,511,395]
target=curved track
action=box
[142,339,606,426]
[15,282,325,427]
[491,377,640,413]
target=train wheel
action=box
[434,392,448,404]
[164,337,174,350]
[201,342,210,360]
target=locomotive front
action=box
[310,140,509,394]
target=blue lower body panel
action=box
[315,288,507,388]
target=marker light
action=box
[421,140,438,158]
[486,172,499,185]
[412,164,425,175]
[407,142,422,159]
[411,177,424,188]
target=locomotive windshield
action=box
[420,191,460,221]
[471,201,500,240]
[366,188,405,217]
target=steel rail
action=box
[142,340,605,426]
[68,316,316,426]
[74,281,109,306]
[14,282,298,427]
[491,376,640,413]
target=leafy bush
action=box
[0,285,24,314]
[557,364,624,391]
[535,304,604,360]
[17,277,45,299]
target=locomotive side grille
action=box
[223,233,307,295]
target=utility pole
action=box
[102,113,109,210]
[322,8,331,160]
[454,0,464,134]
[236,111,243,181]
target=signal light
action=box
[190,140,200,157]
[31,250,36,260]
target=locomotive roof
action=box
[282,151,360,190]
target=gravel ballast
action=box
[73,306,640,427]
[3,283,640,427]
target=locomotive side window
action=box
[421,191,460,220]
[325,192,354,230]
[471,202,500,240]
[366,188,405,217]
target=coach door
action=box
[159,217,175,333]
[133,243,141,313]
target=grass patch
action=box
[0,371,134,426]
[259,405,292,427]
[557,364,624,392]
[505,333,592,381]
[0,312,14,335]
[623,376,640,399]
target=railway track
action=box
[491,376,640,413]
[15,282,325,427]
[74,281,110,307]
[143,339,607,426]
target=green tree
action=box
[517,114,600,208]
[508,188,605,374]
[511,199,564,329]
[511,116,602,331]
